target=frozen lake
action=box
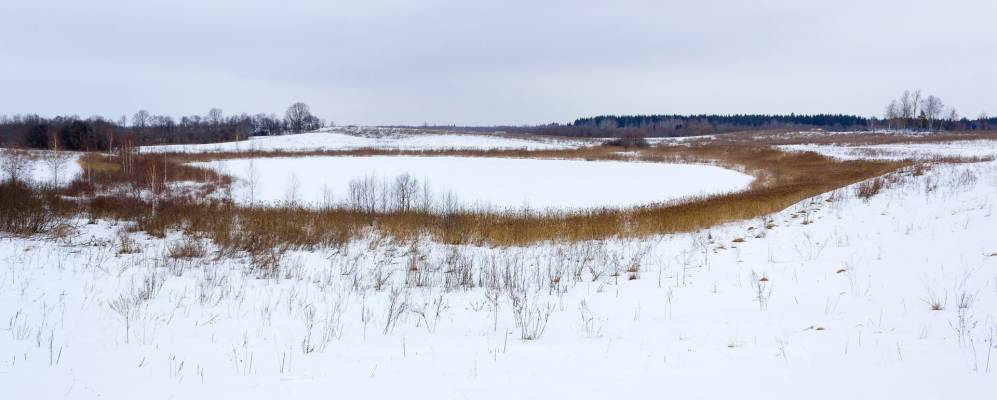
[198,156,754,210]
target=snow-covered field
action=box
[3,141,997,399]
[141,127,589,153]
[0,149,81,186]
[779,140,997,161]
[197,156,754,210]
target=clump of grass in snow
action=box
[857,177,885,200]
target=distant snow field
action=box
[198,156,754,210]
[0,149,81,186]
[142,128,587,153]
[779,139,997,160]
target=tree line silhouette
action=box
[0,103,321,151]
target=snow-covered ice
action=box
[196,156,755,210]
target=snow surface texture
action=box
[4,144,997,399]
[141,127,588,153]
[0,149,81,186]
[779,140,997,160]
[197,156,755,210]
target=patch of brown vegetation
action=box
[71,142,908,247]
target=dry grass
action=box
[72,142,909,248]
[856,178,885,200]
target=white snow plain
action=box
[779,139,997,161]
[196,156,755,210]
[141,127,588,153]
[3,141,997,400]
[0,149,80,186]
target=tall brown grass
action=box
[71,143,908,248]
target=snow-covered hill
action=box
[140,127,590,153]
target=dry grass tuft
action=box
[856,178,885,200]
[168,237,207,259]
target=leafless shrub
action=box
[135,271,164,302]
[578,300,602,338]
[0,180,66,236]
[319,300,345,350]
[117,230,142,255]
[168,236,207,259]
[405,250,433,288]
[108,294,137,344]
[1,148,31,183]
[372,262,393,291]
[42,148,73,188]
[750,271,772,311]
[249,240,290,279]
[510,291,554,340]
[383,286,409,334]
[856,177,884,200]
[951,291,977,347]
[443,246,474,291]
[411,293,448,333]
[301,305,317,354]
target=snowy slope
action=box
[2,155,996,398]
[140,127,588,153]
[779,140,997,160]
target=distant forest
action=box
[5,100,997,150]
[538,114,870,137]
[530,113,994,138]
[0,103,321,151]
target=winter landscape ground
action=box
[2,129,997,399]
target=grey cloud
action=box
[1,0,995,125]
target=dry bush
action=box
[856,178,884,200]
[168,237,207,259]
[1,148,33,183]
[0,180,70,236]
[116,230,142,255]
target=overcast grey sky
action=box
[2,0,995,125]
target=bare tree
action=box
[910,90,922,123]
[897,90,923,129]
[885,100,900,130]
[979,112,990,130]
[245,158,259,205]
[946,108,960,130]
[1,147,31,183]
[921,95,944,131]
[207,108,224,126]
[392,173,418,212]
[44,130,72,187]
[285,102,315,133]
[132,110,150,128]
